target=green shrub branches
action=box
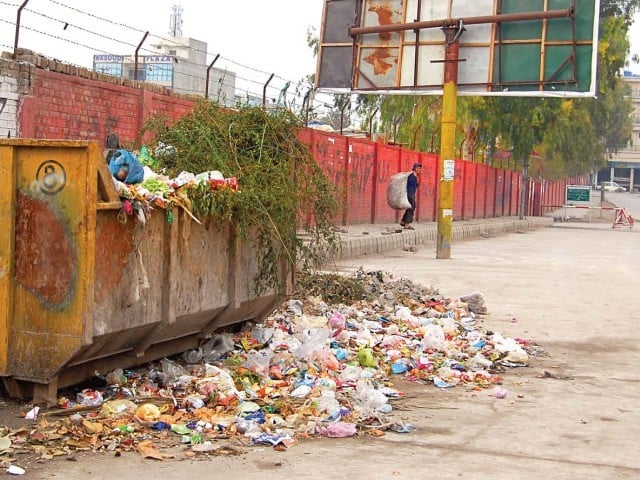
[142,101,338,294]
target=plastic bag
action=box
[439,317,457,335]
[137,145,158,169]
[328,311,346,329]
[183,348,203,364]
[491,333,529,363]
[105,368,126,386]
[76,389,104,406]
[355,379,388,413]
[100,399,137,417]
[108,149,144,184]
[422,324,446,352]
[294,329,330,360]
[317,422,357,438]
[201,334,235,362]
[160,358,189,380]
[196,364,241,399]
[135,403,161,422]
[312,347,340,371]
[387,172,412,210]
[339,365,363,382]
[244,350,273,376]
[357,347,377,368]
[195,170,224,183]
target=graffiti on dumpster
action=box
[35,160,67,195]
[14,191,76,310]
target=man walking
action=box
[401,163,422,229]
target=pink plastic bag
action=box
[328,312,346,329]
[318,422,357,438]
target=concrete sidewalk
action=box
[335,216,553,260]
[331,189,620,260]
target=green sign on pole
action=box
[566,185,591,204]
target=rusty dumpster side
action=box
[0,139,289,403]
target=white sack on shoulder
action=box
[387,172,411,210]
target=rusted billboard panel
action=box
[317,0,599,97]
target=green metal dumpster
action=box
[0,139,289,404]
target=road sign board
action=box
[317,0,600,97]
[566,185,591,204]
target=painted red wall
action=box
[347,138,376,224]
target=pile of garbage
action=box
[2,270,540,462]
[107,145,239,225]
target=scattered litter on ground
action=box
[2,269,543,465]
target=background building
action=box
[602,71,640,191]
[93,36,236,107]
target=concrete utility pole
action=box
[436,23,463,259]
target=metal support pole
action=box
[369,107,379,139]
[134,31,149,82]
[205,54,220,100]
[436,23,463,259]
[302,89,312,126]
[340,99,350,135]
[12,0,30,60]
[263,74,274,108]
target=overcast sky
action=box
[0,0,325,106]
[0,0,324,75]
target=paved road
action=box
[33,218,639,479]
[332,222,639,479]
[605,190,640,218]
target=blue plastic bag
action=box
[108,149,144,184]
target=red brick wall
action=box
[453,161,464,220]
[19,69,194,145]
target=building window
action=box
[145,63,173,82]
[128,69,146,81]
[95,62,123,77]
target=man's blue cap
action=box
[412,163,422,171]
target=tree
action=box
[465,1,636,178]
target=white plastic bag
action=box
[387,172,411,210]
[422,324,446,352]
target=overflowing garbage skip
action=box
[1,270,541,463]
[0,106,338,404]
